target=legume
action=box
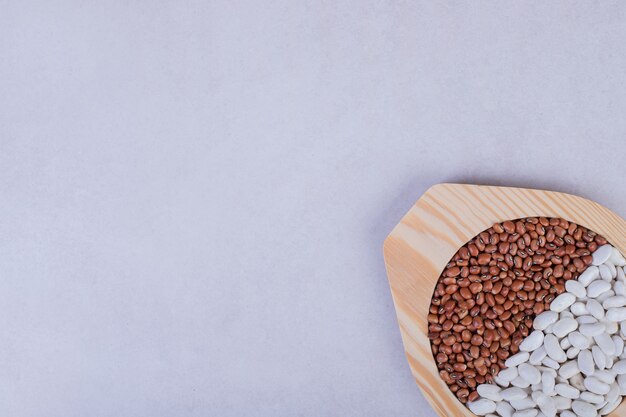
[428,217,607,404]
[467,243,626,416]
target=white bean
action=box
[512,409,537,417]
[603,295,626,308]
[587,280,611,298]
[570,302,588,316]
[506,352,530,368]
[580,391,604,404]
[599,398,621,415]
[551,293,576,312]
[477,384,502,401]
[619,373,626,395]
[499,367,519,383]
[593,369,615,384]
[530,346,547,365]
[577,350,594,376]
[533,311,558,331]
[579,322,605,336]
[511,375,531,388]
[558,360,580,379]
[553,318,578,338]
[566,347,580,359]
[568,332,590,349]
[554,394,571,410]
[519,363,541,385]
[496,401,515,417]
[555,383,580,399]
[520,331,544,352]
[565,280,586,299]
[610,247,626,266]
[501,387,528,401]
[584,376,610,394]
[510,397,535,410]
[468,398,497,415]
[592,345,607,370]
[586,299,605,320]
[571,400,597,417]
[595,332,616,356]
[599,264,613,281]
[578,266,599,286]
[542,357,559,369]
[541,370,555,395]
[544,334,566,363]
[592,244,613,265]
[613,359,626,374]
[613,335,624,356]
[607,307,626,322]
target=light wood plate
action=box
[383,183,626,417]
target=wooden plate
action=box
[383,183,626,417]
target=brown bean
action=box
[469,282,483,294]
[470,334,483,346]
[477,253,491,265]
[502,221,515,233]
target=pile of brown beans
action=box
[427,217,608,404]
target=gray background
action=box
[1,1,625,416]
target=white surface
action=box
[1,2,625,417]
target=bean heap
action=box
[428,217,608,404]
[469,243,626,417]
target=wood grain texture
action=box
[383,184,626,417]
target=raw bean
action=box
[579,323,605,337]
[519,331,544,352]
[566,346,579,359]
[558,360,579,379]
[469,243,626,416]
[555,383,580,399]
[550,293,575,312]
[571,400,596,417]
[496,402,514,417]
[476,384,502,401]
[599,264,612,281]
[544,334,567,362]
[614,360,626,374]
[429,218,607,404]
[603,295,626,309]
[504,352,529,368]
[579,391,604,404]
[586,299,604,320]
[592,245,613,265]
[568,332,590,349]
[565,280,586,299]
[518,363,541,384]
[533,311,557,331]
[500,387,527,401]
[552,318,578,338]
[587,280,611,298]
[541,371,555,395]
[467,398,497,415]
[529,346,546,366]
[594,333,615,356]
[577,266,599,287]
[592,345,606,370]
[583,376,610,394]
[570,302,587,316]
[607,307,626,322]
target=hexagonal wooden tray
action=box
[383,183,626,417]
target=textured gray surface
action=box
[1,2,625,416]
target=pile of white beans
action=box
[468,244,626,417]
